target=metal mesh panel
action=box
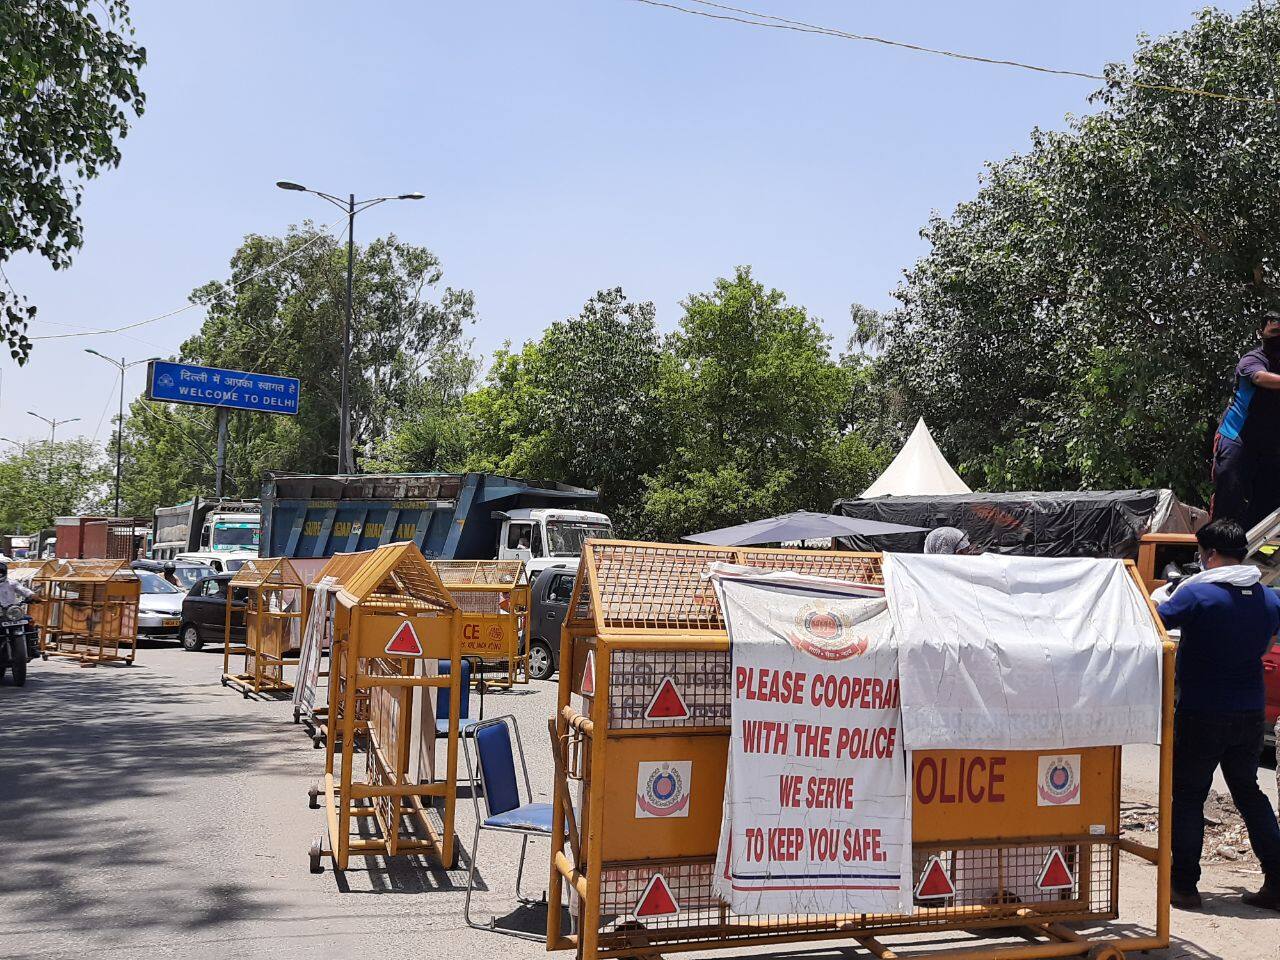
[739,549,884,584]
[587,542,732,630]
[608,648,731,728]
[594,841,1116,948]
[433,559,525,586]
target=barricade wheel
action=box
[307,785,321,810]
[292,708,300,724]
[308,837,323,874]
[1087,946,1125,960]
[220,676,227,687]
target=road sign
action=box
[146,360,300,416]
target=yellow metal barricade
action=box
[308,542,465,874]
[222,557,304,697]
[549,540,1173,960]
[433,559,530,688]
[42,559,141,667]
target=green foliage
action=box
[457,288,666,533]
[877,3,1280,503]
[121,222,474,512]
[0,439,110,531]
[641,267,882,539]
[0,0,145,363]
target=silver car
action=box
[136,571,185,638]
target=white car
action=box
[136,571,186,638]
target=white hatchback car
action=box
[135,571,186,638]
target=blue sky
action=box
[1,0,1250,447]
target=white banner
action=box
[293,578,336,715]
[882,553,1163,751]
[710,565,912,916]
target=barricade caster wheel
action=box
[292,708,300,724]
[311,735,323,748]
[220,676,228,687]
[308,838,324,874]
[1087,947,1124,960]
[242,690,249,699]
[307,785,321,809]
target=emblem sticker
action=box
[785,601,871,661]
[635,760,692,819]
[1037,754,1082,806]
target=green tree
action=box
[641,267,882,539]
[120,222,474,513]
[877,3,1280,501]
[0,438,110,532]
[428,288,666,533]
[0,0,145,362]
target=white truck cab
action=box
[495,507,613,577]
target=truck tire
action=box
[180,624,205,652]
[528,639,555,681]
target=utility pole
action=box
[85,350,158,516]
[276,180,425,474]
[27,411,80,523]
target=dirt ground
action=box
[1,644,1277,960]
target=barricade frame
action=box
[433,559,531,688]
[308,542,466,874]
[9,559,60,656]
[548,539,1173,960]
[297,551,369,745]
[42,559,140,667]
[222,557,304,698]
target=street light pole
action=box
[276,180,425,474]
[27,411,80,523]
[85,350,158,517]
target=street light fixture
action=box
[85,350,160,517]
[28,411,80,523]
[276,179,426,473]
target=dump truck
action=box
[151,497,260,563]
[259,472,613,579]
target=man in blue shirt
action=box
[1157,518,1280,911]
[1212,308,1280,528]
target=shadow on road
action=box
[0,663,292,942]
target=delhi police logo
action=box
[786,602,869,661]
[635,761,691,818]
[1037,754,1081,806]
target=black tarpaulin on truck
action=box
[831,489,1203,558]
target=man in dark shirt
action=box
[1212,308,1280,528]
[1157,518,1280,911]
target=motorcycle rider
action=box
[0,562,34,618]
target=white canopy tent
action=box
[862,418,971,498]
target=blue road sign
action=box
[146,361,300,416]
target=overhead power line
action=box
[30,211,349,342]
[628,0,1280,107]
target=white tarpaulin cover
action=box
[293,577,336,717]
[710,565,912,916]
[882,553,1163,750]
[861,418,971,498]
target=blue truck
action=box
[259,472,613,575]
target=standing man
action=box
[1212,307,1280,528]
[1156,518,1280,911]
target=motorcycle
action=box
[0,603,39,687]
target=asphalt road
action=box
[0,641,558,960]
[2,643,1277,960]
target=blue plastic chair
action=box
[463,715,552,940]
[436,658,480,738]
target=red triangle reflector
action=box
[914,855,955,899]
[581,649,596,697]
[634,872,680,918]
[385,620,423,656]
[644,677,690,720]
[1036,848,1074,891]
